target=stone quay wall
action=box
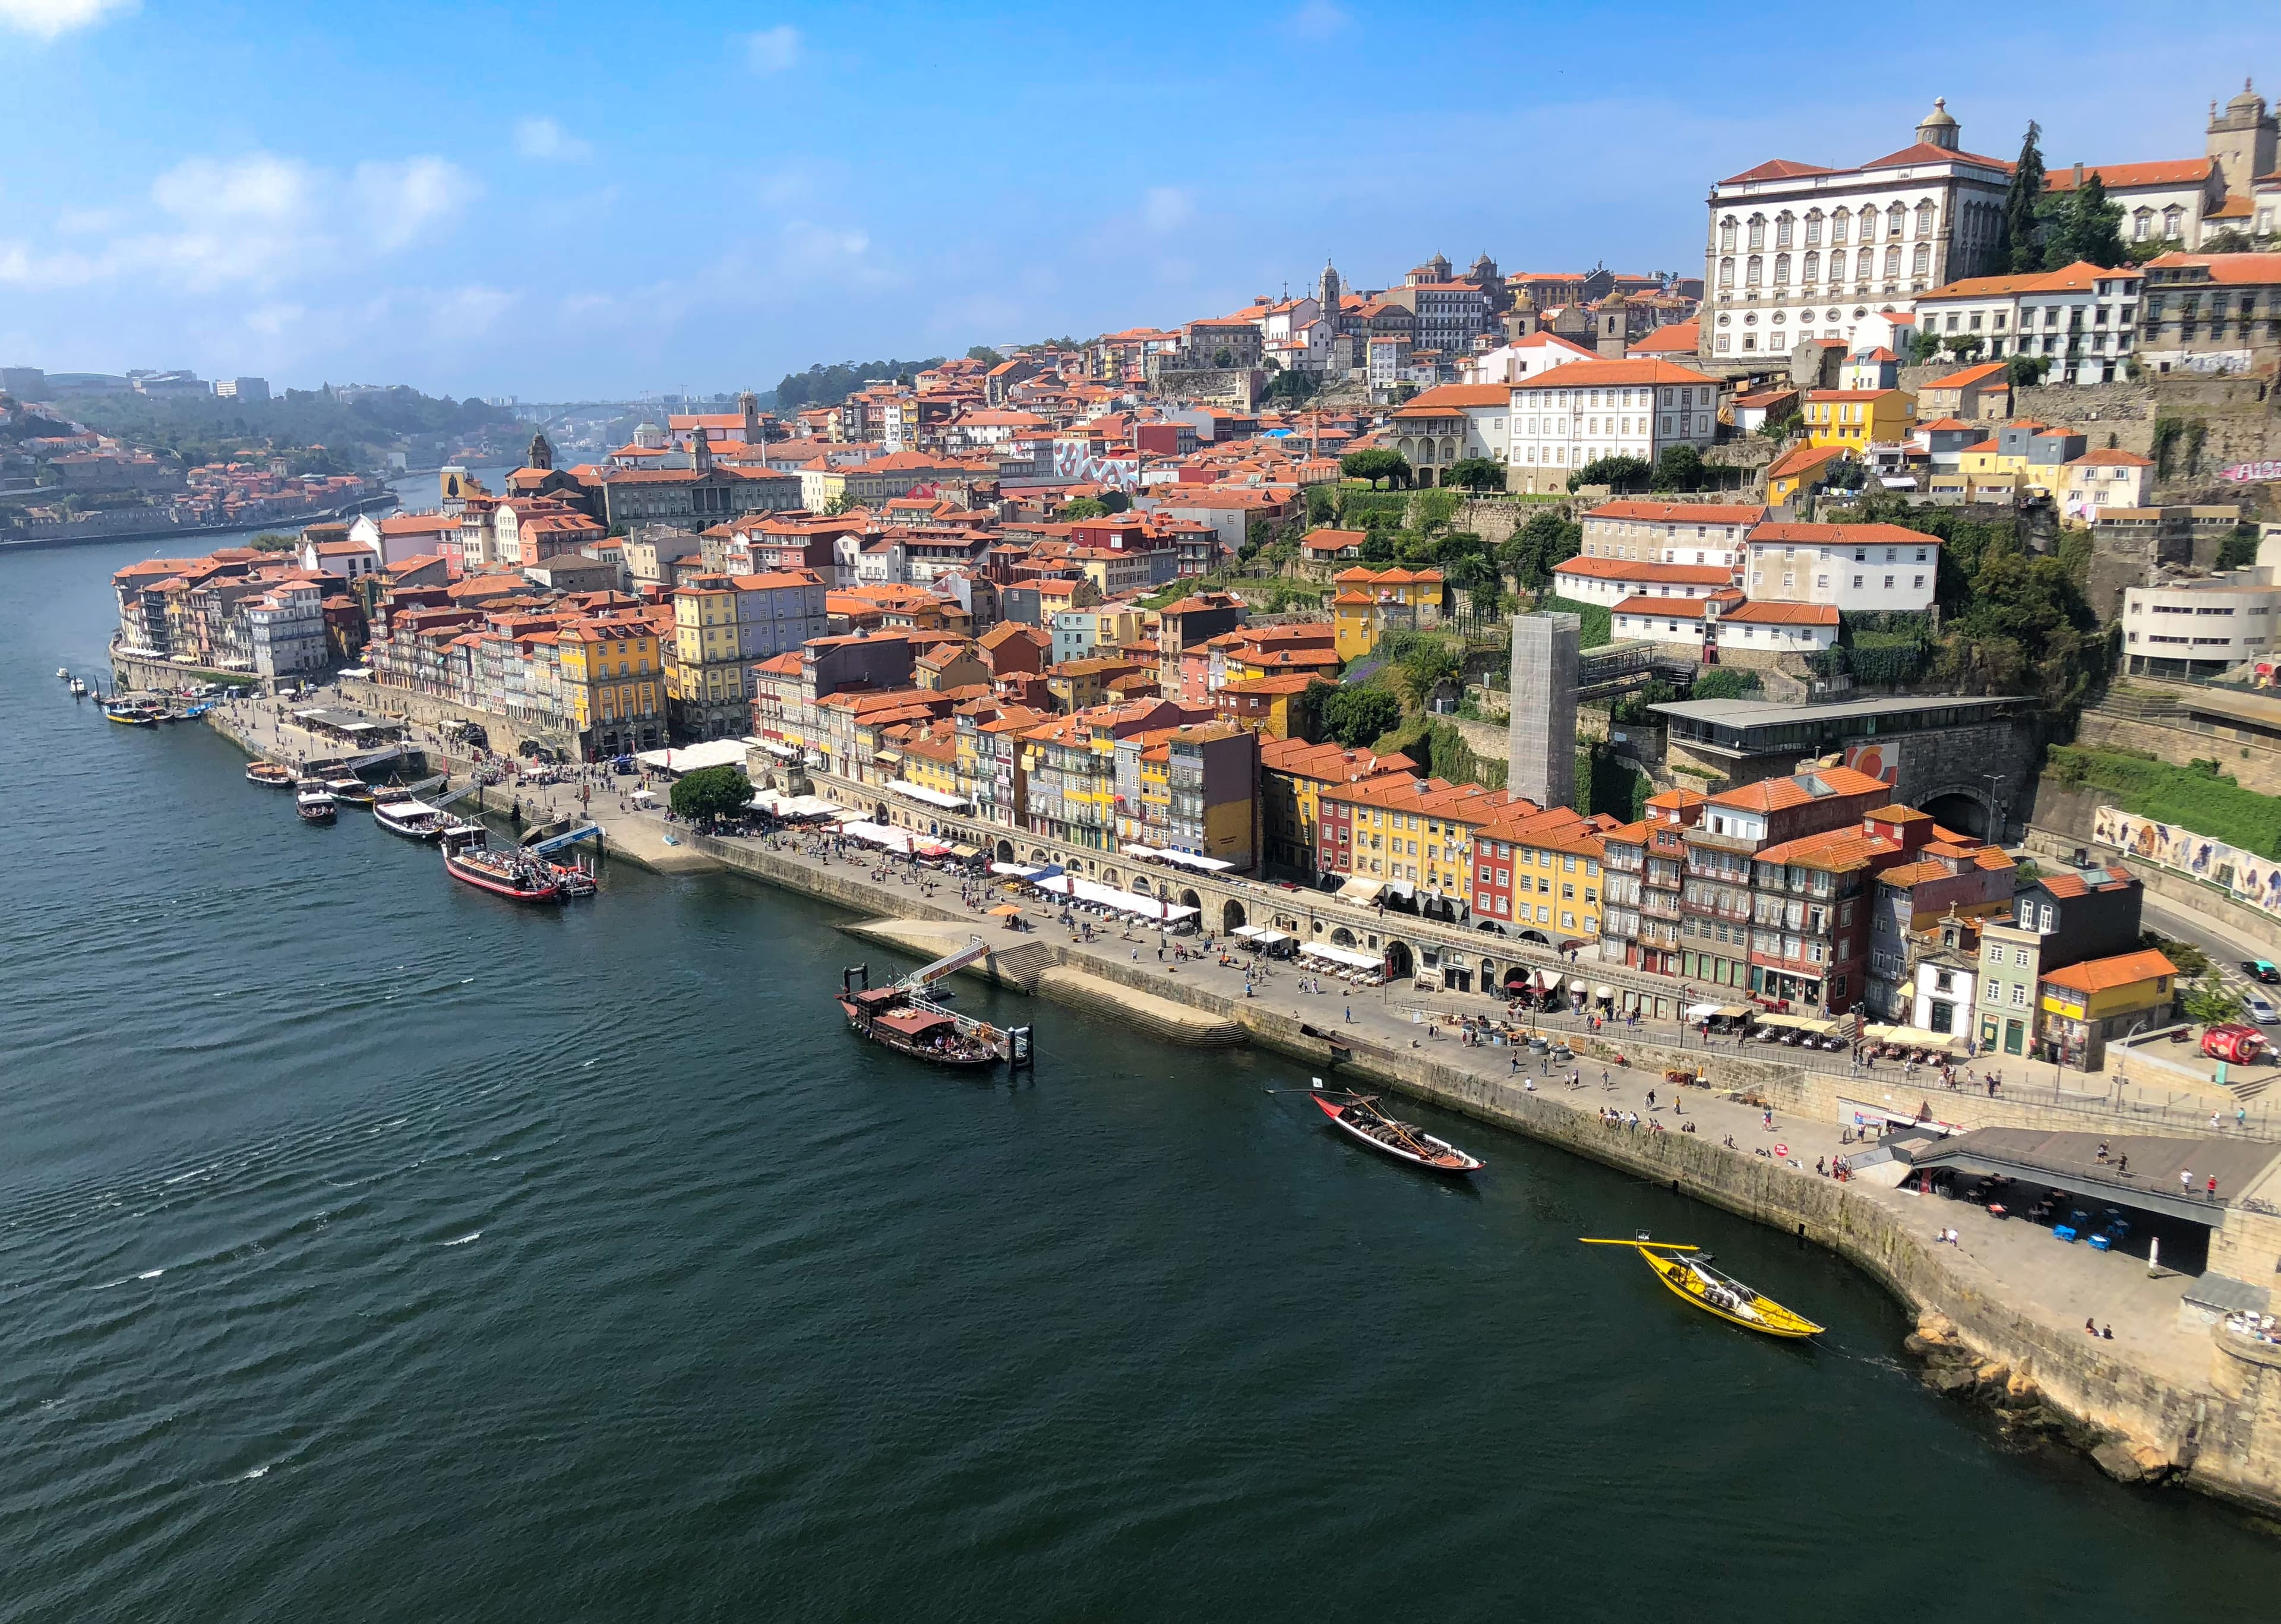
[688,827,2281,1516]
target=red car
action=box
[2203,1025,2270,1065]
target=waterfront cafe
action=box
[634,738,751,778]
[1032,872,1200,930]
[835,819,955,861]
[1121,842,1236,874]
[1298,940,1385,984]
[1230,924,1299,959]
[289,706,403,745]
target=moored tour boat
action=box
[836,968,1004,1069]
[442,825,567,903]
[324,776,377,807]
[1310,1088,1483,1174]
[1580,1236,1824,1339]
[57,666,69,680]
[105,697,163,726]
[247,762,296,787]
[295,783,338,824]
[373,797,451,841]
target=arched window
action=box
[1717,256,1735,287]
[1915,200,1936,236]
[1830,211,1849,245]
[2131,207,2153,241]
[1856,247,1875,281]
[1719,216,1737,251]
[1745,254,1763,285]
[1884,245,1902,279]
[1775,213,1794,248]
[1886,203,1906,237]
[1802,249,1819,284]
[1911,243,1931,276]
[2162,205,2183,238]
[1774,252,1791,285]
[1804,210,1823,246]
[1859,206,1880,239]
[1747,216,1765,250]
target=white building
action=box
[2059,448,2155,520]
[2121,575,2281,678]
[1385,383,1512,469]
[1715,599,1840,653]
[1550,555,1739,608]
[1506,359,1722,494]
[299,536,382,580]
[1700,99,2011,367]
[1609,592,1735,648]
[245,580,328,676]
[1743,522,1941,615]
[1579,500,1765,565]
[1909,262,2144,384]
[1461,331,1597,386]
[2048,158,2231,253]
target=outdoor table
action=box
[2053,1225,2078,1243]
[2088,1234,2112,1252]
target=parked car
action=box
[2203,1024,2270,1064]
[2248,995,2281,1026]
[2242,959,2280,985]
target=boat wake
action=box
[441,1231,481,1247]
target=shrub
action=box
[2045,745,2281,858]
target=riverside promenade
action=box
[191,695,2281,1510]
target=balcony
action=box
[1639,896,1683,922]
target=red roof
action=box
[1554,558,1738,586]
[2046,159,2214,191]
[2141,251,2281,285]
[2042,949,2176,996]
[1720,159,1837,184]
[1515,358,1718,391]
[1587,500,1766,525]
[1720,601,1840,625]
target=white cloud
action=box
[1290,1,1348,39]
[1142,186,1193,232]
[244,303,306,339]
[745,24,800,73]
[0,0,136,40]
[353,157,479,251]
[152,153,317,223]
[514,116,591,161]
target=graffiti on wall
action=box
[2091,804,2281,920]
[1051,443,1141,491]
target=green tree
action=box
[1061,497,1107,520]
[822,492,854,516]
[2182,969,2244,1028]
[1446,456,1505,492]
[1569,454,1651,493]
[1908,330,1947,365]
[1941,334,1986,361]
[248,531,299,552]
[2003,121,2048,272]
[1500,510,1582,592]
[1650,444,1707,493]
[966,346,1005,365]
[1319,684,1403,747]
[1341,448,1413,488]
[1304,485,1339,526]
[1758,410,1804,442]
[1098,489,1132,515]
[668,765,753,824]
[1212,346,1237,368]
[1393,640,1461,710]
[2201,228,2254,255]
[2043,171,2125,269]
[2004,355,2052,389]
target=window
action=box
[1720,218,1737,252]
[1803,249,1819,284]
[1746,255,1763,286]
[1748,217,1765,250]
[1914,201,1935,236]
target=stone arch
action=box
[1519,928,1551,946]
[1919,782,1998,839]
[1132,874,1152,893]
[1100,867,1119,888]
[1221,899,1246,933]
[1384,940,1414,981]
[996,839,1015,862]
[1029,846,1050,863]
[1179,888,1202,915]
[1331,925,1358,947]
[1503,965,1533,991]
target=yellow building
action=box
[2038,947,2176,1070]
[560,620,665,757]
[669,578,750,741]
[1764,443,1849,507]
[1802,388,1915,449]
[1329,567,1444,662]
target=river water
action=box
[3,539,2276,1620]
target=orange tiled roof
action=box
[2042,949,2176,995]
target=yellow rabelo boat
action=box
[1580,1236,1823,1338]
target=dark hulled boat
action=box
[1310,1088,1483,1174]
[837,965,1004,1069]
[442,825,565,902]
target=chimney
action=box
[2074,162,2086,189]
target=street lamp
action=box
[1981,772,2007,843]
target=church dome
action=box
[2228,78,2264,117]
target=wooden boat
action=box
[295,786,338,824]
[836,965,1003,1069]
[1579,1237,1823,1338]
[105,699,162,726]
[441,825,567,903]
[247,762,295,787]
[323,776,377,806]
[1310,1089,1483,1174]
[373,797,450,841]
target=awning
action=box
[1300,942,1381,971]
[1568,977,1590,991]
[891,781,969,810]
[1337,877,1384,902]
[836,819,928,854]
[634,739,750,773]
[991,861,1042,877]
[752,791,841,819]
[1685,1002,1726,1023]
[750,738,797,759]
[1759,1013,1837,1035]
[1593,985,1615,1000]
[1536,968,1562,990]
[1866,1023,1962,1048]
[1151,848,1235,873]
[1034,874,1198,920]
[1121,842,1162,858]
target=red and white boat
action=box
[1310,1088,1483,1174]
[441,825,577,903]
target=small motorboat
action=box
[56,666,69,680]
[1309,1086,1482,1174]
[1580,1236,1823,1338]
[295,783,338,824]
[104,698,163,726]
[324,776,377,807]
[69,679,87,696]
[247,762,295,787]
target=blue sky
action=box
[4,0,2278,400]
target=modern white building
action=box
[1742,522,1941,615]
[1505,359,1722,494]
[1699,99,2011,367]
[2121,575,2281,678]
[1908,262,2144,384]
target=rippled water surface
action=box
[2,541,2276,1622]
